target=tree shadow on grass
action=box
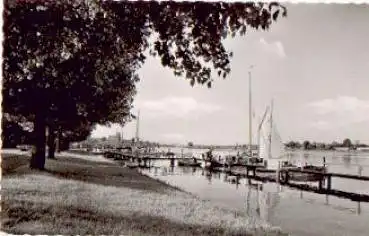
[1,154,31,175]
[1,199,269,236]
[42,158,179,194]
[2,154,179,193]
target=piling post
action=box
[285,170,290,184]
[327,175,332,191]
[318,179,323,191]
[170,158,175,167]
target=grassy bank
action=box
[1,152,286,235]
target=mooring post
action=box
[143,158,147,167]
[327,175,332,191]
[319,179,323,191]
[252,167,256,177]
[285,170,290,184]
[170,157,175,167]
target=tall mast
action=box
[268,99,274,159]
[135,110,140,142]
[248,68,252,156]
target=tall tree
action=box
[342,138,352,148]
[302,140,310,150]
[3,0,287,170]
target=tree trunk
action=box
[56,128,62,153]
[47,126,56,159]
[30,113,46,170]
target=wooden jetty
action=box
[239,166,369,202]
[104,150,369,202]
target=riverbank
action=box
[1,151,286,235]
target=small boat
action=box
[302,165,326,172]
[126,161,139,168]
[205,159,224,169]
[258,101,326,182]
[103,151,115,159]
[226,175,240,184]
[178,158,201,167]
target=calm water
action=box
[140,150,369,236]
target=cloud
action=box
[307,96,369,129]
[259,38,286,58]
[309,120,332,130]
[308,96,369,115]
[139,96,221,118]
[161,133,184,141]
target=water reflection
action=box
[139,150,369,236]
[342,153,352,167]
[147,163,367,217]
[243,179,281,224]
[154,166,283,223]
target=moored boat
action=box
[204,159,224,169]
[126,161,139,168]
[258,100,326,182]
[178,158,201,167]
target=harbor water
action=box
[139,149,369,236]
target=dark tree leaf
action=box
[273,10,280,21]
[3,0,287,168]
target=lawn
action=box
[1,152,286,235]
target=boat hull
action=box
[205,160,224,169]
[178,161,201,167]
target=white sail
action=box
[259,122,269,160]
[270,124,285,159]
[259,113,284,159]
[258,102,286,169]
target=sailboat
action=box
[258,102,327,181]
[237,67,263,165]
[258,100,292,170]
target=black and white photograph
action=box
[1,1,369,235]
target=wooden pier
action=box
[104,151,369,202]
[240,166,369,202]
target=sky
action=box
[91,3,369,145]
